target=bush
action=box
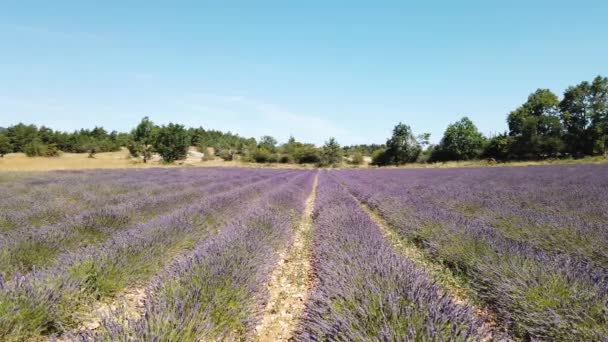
[348,152,364,165]
[371,148,389,166]
[483,134,513,161]
[218,150,234,161]
[0,134,11,157]
[250,148,273,163]
[279,155,294,164]
[24,141,60,157]
[127,140,141,158]
[153,123,189,163]
[294,147,321,164]
[267,153,279,163]
[320,137,343,167]
[45,144,60,157]
[418,146,434,163]
[384,123,421,165]
[252,148,279,163]
[432,117,485,161]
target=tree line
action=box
[1,75,606,165]
[127,117,345,165]
[0,124,129,157]
[0,116,345,165]
[369,75,608,165]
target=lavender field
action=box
[1,165,607,341]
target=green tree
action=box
[560,75,608,156]
[0,133,12,157]
[483,133,513,161]
[321,137,342,166]
[249,147,275,163]
[258,135,277,152]
[130,117,156,162]
[278,136,320,164]
[590,76,608,155]
[385,123,421,165]
[153,123,189,163]
[348,152,364,165]
[23,139,59,157]
[371,148,389,166]
[507,89,563,159]
[6,123,38,153]
[281,135,297,156]
[23,139,47,157]
[433,117,485,161]
[343,144,385,156]
[37,126,54,144]
[293,144,320,164]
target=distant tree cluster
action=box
[126,119,347,165]
[343,144,384,156]
[127,117,189,163]
[369,123,430,166]
[430,117,485,162]
[0,124,128,157]
[372,74,608,166]
[486,75,608,161]
[2,74,606,165]
[240,135,343,166]
[189,127,256,161]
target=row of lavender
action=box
[83,170,315,340]
[0,168,278,277]
[0,168,308,340]
[335,165,608,340]
[296,171,487,340]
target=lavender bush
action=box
[336,165,608,340]
[0,168,303,340]
[0,168,262,276]
[92,170,315,341]
[3,164,605,341]
[296,171,486,341]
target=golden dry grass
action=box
[397,156,608,169]
[0,149,315,171]
[1,148,605,172]
[337,155,608,170]
[0,150,152,171]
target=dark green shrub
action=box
[250,148,272,163]
[279,155,293,164]
[153,123,189,163]
[0,134,12,157]
[371,148,389,166]
[348,152,364,165]
[218,150,234,161]
[24,141,60,157]
[294,146,321,164]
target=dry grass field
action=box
[0,150,145,171]
[0,148,605,172]
[0,148,311,171]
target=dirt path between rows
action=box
[254,172,318,342]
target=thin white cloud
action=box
[0,91,355,145]
[175,93,349,145]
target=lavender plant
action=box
[91,171,315,341]
[0,168,302,340]
[336,165,608,340]
[296,171,486,341]
[0,168,271,276]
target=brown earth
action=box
[253,172,318,341]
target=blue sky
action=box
[1,1,606,145]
